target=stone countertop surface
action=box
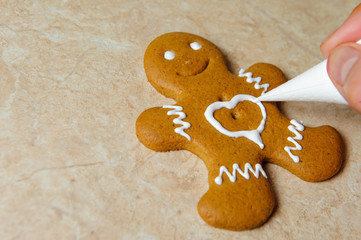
[0,1,360,239]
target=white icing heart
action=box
[204,94,266,149]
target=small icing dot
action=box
[190,42,202,50]
[164,51,175,60]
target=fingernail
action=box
[328,45,361,85]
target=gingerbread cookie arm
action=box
[136,106,191,152]
[265,120,344,182]
[244,63,287,95]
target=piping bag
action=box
[258,40,361,104]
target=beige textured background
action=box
[0,1,360,239]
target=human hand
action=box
[321,4,361,113]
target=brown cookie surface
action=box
[136,32,344,231]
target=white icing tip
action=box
[164,51,175,60]
[215,176,222,185]
[190,42,202,50]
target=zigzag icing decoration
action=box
[163,105,191,141]
[284,119,304,163]
[215,162,267,185]
[239,69,269,95]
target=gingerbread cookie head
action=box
[136,32,344,231]
[144,32,227,99]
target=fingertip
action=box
[320,40,328,57]
[321,3,361,57]
[321,30,338,57]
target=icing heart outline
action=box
[204,94,266,149]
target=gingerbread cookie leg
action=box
[198,160,274,231]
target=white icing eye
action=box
[164,51,175,60]
[190,42,202,50]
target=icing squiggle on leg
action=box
[284,119,304,163]
[215,163,267,185]
[239,69,269,95]
[163,105,191,141]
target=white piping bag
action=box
[257,40,361,104]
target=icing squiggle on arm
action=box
[163,105,191,141]
[239,69,269,95]
[215,163,267,185]
[284,119,304,163]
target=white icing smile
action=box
[176,59,209,77]
[204,94,267,149]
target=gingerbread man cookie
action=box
[136,32,344,231]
